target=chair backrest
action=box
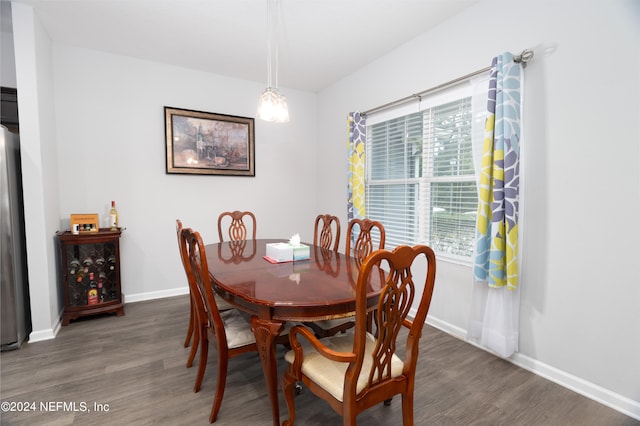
[345,218,386,263]
[181,227,229,351]
[176,219,186,271]
[217,210,257,242]
[350,245,436,400]
[313,214,341,252]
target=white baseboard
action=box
[511,352,640,421]
[27,315,60,343]
[123,286,189,304]
[425,316,640,421]
[28,328,56,343]
[426,314,467,339]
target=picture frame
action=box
[164,106,255,176]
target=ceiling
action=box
[4,0,478,92]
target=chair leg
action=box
[401,393,413,426]
[209,349,228,423]
[194,325,208,393]
[186,317,200,368]
[184,297,195,347]
[343,407,357,426]
[280,368,298,426]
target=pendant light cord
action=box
[264,0,281,90]
[273,0,279,90]
[265,0,273,88]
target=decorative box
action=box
[292,244,310,261]
[70,213,99,234]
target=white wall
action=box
[11,2,61,341]
[51,45,319,303]
[316,0,639,418]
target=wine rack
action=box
[56,229,125,325]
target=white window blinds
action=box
[365,83,477,259]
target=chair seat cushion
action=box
[214,294,235,311]
[222,310,297,349]
[312,318,354,330]
[284,332,404,402]
[221,309,255,348]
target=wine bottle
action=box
[98,281,104,302]
[107,255,116,271]
[95,255,106,268]
[96,270,107,302]
[69,258,80,275]
[82,256,94,268]
[109,201,119,231]
[87,272,99,305]
[76,267,88,283]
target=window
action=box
[365,84,477,260]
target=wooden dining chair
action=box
[217,210,256,242]
[345,218,386,264]
[307,213,345,338]
[313,214,341,252]
[176,220,197,365]
[307,218,386,338]
[177,219,236,369]
[181,227,258,423]
[281,244,437,426]
[347,218,386,333]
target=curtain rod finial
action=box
[514,49,534,63]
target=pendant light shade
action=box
[257,0,289,123]
[257,87,290,122]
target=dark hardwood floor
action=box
[1,295,636,425]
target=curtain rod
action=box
[362,48,534,117]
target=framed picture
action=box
[164,106,255,176]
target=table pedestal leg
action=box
[251,316,284,426]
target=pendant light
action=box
[257,0,290,122]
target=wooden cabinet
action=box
[56,229,125,325]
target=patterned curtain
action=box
[474,53,521,289]
[467,52,523,358]
[347,112,366,222]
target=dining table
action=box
[205,238,383,426]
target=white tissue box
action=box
[266,243,292,262]
[266,242,310,262]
